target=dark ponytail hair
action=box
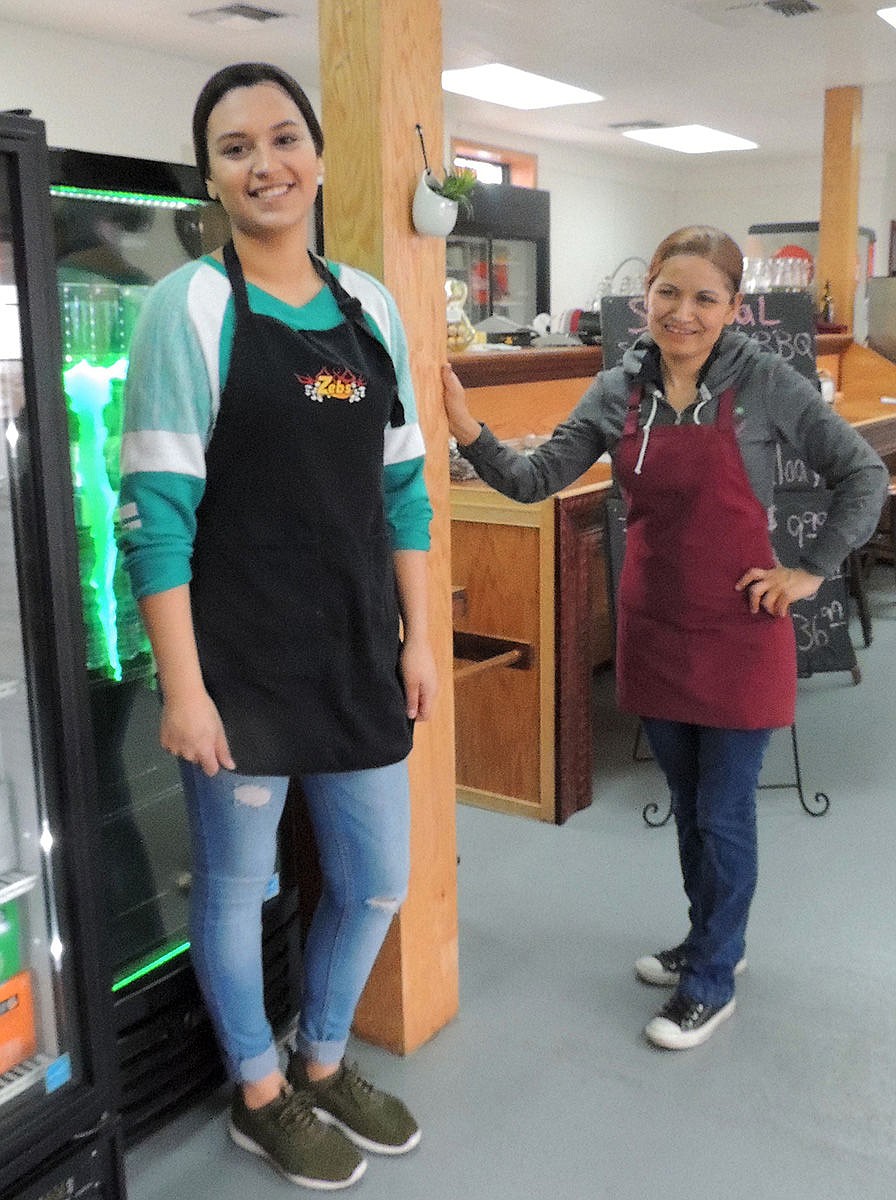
[192,62,324,181]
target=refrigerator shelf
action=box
[0,1054,52,1106]
[0,871,38,905]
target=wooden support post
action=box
[817,86,862,334]
[317,0,459,1053]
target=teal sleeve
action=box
[118,471,205,598]
[118,263,215,597]
[384,457,432,551]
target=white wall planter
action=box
[412,170,458,237]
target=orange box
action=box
[0,970,37,1074]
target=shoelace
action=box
[276,1088,319,1131]
[342,1062,376,1098]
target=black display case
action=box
[0,111,123,1200]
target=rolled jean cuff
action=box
[294,1030,349,1068]
[236,1043,281,1084]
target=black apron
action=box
[189,242,413,774]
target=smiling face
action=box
[204,81,322,242]
[646,254,741,374]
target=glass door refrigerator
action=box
[446,183,550,327]
[45,149,300,1145]
[0,113,124,1200]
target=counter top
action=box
[451,334,851,391]
[449,344,602,388]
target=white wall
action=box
[1,18,889,315]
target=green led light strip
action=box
[111,939,191,992]
[51,185,204,210]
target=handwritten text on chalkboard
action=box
[600,292,817,381]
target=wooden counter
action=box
[448,346,601,441]
[828,343,896,462]
[450,344,602,388]
[451,461,612,823]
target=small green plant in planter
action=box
[428,166,477,217]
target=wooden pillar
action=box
[317,0,459,1053]
[817,86,862,333]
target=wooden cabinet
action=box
[451,463,611,823]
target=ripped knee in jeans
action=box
[365,894,403,915]
[233,783,273,807]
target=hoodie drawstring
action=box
[634,389,660,475]
[692,382,712,426]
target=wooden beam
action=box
[317,0,459,1054]
[817,86,862,333]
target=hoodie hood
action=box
[620,325,769,397]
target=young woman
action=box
[120,62,436,1189]
[443,226,886,1051]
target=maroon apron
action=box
[613,384,796,730]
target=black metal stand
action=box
[640,721,830,827]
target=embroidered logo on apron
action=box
[297,367,367,404]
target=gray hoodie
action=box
[459,327,887,578]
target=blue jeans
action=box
[179,759,410,1083]
[641,720,772,1008]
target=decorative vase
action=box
[412,170,458,237]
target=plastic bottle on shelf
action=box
[819,280,835,324]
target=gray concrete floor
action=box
[126,567,896,1200]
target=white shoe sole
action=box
[644,997,736,1050]
[314,1107,422,1156]
[229,1120,368,1190]
[635,955,747,987]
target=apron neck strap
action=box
[623,382,737,433]
[623,384,643,437]
[223,240,250,315]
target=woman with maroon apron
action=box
[443,226,886,1051]
[120,65,436,1189]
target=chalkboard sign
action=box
[603,490,858,682]
[769,490,858,680]
[599,291,817,381]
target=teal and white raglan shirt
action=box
[118,256,432,600]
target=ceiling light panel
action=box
[878,7,896,30]
[622,125,758,154]
[441,64,602,111]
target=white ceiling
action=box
[0,0,895,163]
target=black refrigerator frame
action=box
[448,181,551,320]
[0,112,124,1198]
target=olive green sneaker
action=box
[229,1085,367,1190]
[289,1057,421,1156]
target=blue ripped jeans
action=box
[179,759,410,1083]
[641,720,772,1008]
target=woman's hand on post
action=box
[735,565,824,618]
[441,364,482,447]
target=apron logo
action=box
[297,368,367,404]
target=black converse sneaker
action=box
[635,944,747,987]
[644,992,736,1050]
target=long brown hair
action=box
[646,226,743,297]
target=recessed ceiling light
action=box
[878,7,896,31]
[441,64,602,111]
[622,124,758,154]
